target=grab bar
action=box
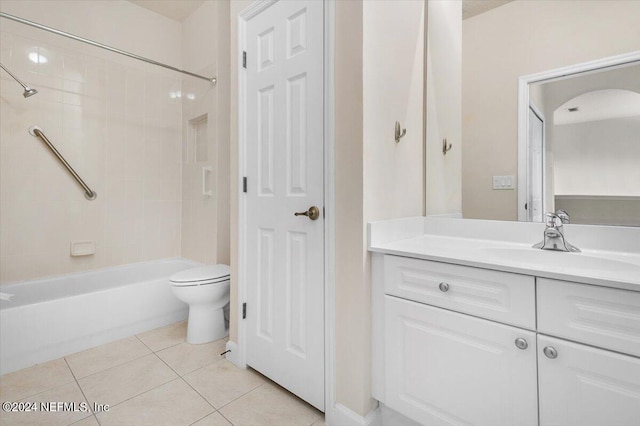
[28,125,97,200]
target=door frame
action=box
[516,50,640,221]
[236,0,335,415]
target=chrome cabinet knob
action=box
[543,346,558,359]
[438,282,449,292]
[515,338,528,350]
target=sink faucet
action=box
[533,212,581,252]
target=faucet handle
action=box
[545,212,561,228]
[555,209,570,224]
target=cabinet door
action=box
[385,295,538,426]
[538,335,640,426]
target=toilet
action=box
[169,264,230,344]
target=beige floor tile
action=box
[219,382,322,426]
[70,416,100,425]
[0,358,75,401]
[136,321,187,352]
[96,379,213,426]
[0,382,91,426]
[183,360,265,409]
[156,338,227,376]
[191,411,233,426]
[65,336,151,378]
[78,354,177,407]
[311,418,327,426]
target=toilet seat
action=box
[170,265,230,287]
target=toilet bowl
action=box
[169,264,230,344]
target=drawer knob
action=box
[438,282,450,292]
[543,346,558,359]
[514,338,528,350]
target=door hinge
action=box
[243,177,247,193]
[242,303,247,319]
[242,51,247,69]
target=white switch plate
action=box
[493,175,515,190]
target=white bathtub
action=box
[0,258,199,375]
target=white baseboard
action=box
[224,340,243,367]
[327,403,382,426]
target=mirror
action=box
[425,0,640,226]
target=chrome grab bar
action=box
[28,126,97,200]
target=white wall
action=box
[462,0,640,220]
[425,0,461,216]
[0,1,183,284]
[180,1,231,265]
[553,116,640,196]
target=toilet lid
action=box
[170,264,230,285]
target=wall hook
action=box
[442,138,452,155]
[394,121,407,143]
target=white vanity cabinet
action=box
[372,254,640,426]
[385,295,538,426]
[537,335,640,426]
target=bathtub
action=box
[0,258,200,375]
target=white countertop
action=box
[368,217,640,291]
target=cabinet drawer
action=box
[538,278,640,357]
[383,255,535,329]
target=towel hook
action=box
[442,138,452,155]
[395,121,407,143]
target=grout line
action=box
[73,353,179,413]
[151,352,218,414]
[216,409,235,426]
[69,348,153,382]
[63,357,100,425]
[215,382,266,411]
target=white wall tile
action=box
[1,24,183,285]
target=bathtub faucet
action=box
[532,212,581,253]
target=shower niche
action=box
[189,114,209,163]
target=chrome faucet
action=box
[533,211,581,252]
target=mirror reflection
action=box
[426,0,640,226]
[528,64,640,226]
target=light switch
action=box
[493,175,515,190]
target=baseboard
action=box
[224,340,243,367]
[327,403,382,426]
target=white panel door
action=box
[243,0,324,411]
[538,335,640,426]
[385,295,538,426]
[527,106,544,222]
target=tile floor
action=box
[0,321,325,426]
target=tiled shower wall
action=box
[0,29,183,284]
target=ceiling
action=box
[463,0,514,20]
[129,0,205,22]
[129,0,512,24]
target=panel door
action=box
[538,335,640,426]
[527,105,544,222]
[243,0,324,411]
[385,295,538,426]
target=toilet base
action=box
[187,305,227,344]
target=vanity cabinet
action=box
[385,295,538,426]
[373,254,640,426]
[537,335,640,426]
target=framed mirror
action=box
[425,0,640,226]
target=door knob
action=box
[294,206,320,221]
[438,282,450,292]
[514,338,528,350]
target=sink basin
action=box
[480,247,640,274]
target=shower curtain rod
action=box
[0,12,217,85]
